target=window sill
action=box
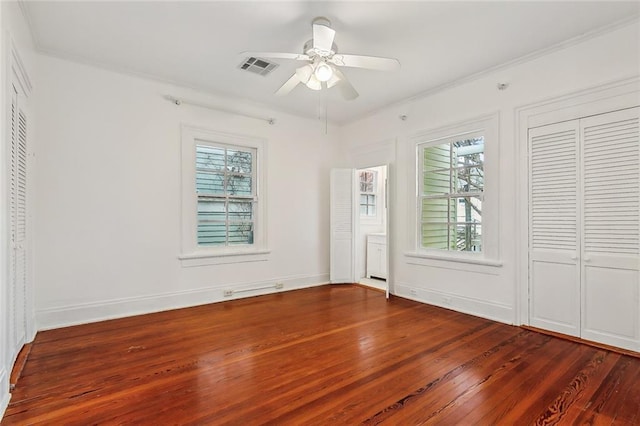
[404,251,502,274]
[179,249,270,267]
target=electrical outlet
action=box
[223,290,233,297]
[409,289,417,296]
[275,282,284,289]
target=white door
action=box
[529,107,640,352]
[331,167,391,298]
[8,83,28,363]
[330,169,355,283]
[529,120,581,336]
[580,107,639,351]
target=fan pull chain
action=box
[316,90,328,134]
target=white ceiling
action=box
[23,1,640,125]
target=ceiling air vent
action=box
[239,57,278,76]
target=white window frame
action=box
[405,113,501,267]
[180,125,268,265]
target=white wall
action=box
[33,54,344,329]
[1,1,38,418]
[340,20,640,324]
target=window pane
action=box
[228,223,254,245]
[452,224,482,252]
[423,169,450,195]
[197,200,226,221]
[228,201,253,221]
[421,198,453,223]
[457,152,484,168]
[194,141,257,249]
[454,166,483,193]
[453,196,482,224]
[226,175,252,196]
[360,205,367,215]
[227,149,253,173]
[423,144,450,171]
[419,134,484,253]
[197,172,225,195]
[454,137,484,167]
[421,223,452,249]
[197,222,226,246]
[196,145,225,171]
[359,170,376,193]
[368,205,376,216]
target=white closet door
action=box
[580,107,639,351]
[330,169,355,283]
[529,121,581,336]
[8,85,28,362]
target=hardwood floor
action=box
[3,285,639,425]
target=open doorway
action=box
[355,165,388,292]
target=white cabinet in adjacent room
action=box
[366,233,387,280]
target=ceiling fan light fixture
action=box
[254,16,398,99]
[314,62,333,82]
[295,64,314,84]
[305,75,322,91]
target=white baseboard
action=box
[394,282,514,324]
[358,278,387,291]
[36,273,329,331]
[0,368,9,421]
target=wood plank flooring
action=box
[3,285,639,425]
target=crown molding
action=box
[345,15,640,126]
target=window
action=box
[181,126,267,263]
[196,144,255,246]
[419,135,484,252]
[408,113,499,265]
[359,170,377,217]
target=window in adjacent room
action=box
[359,169,377,217]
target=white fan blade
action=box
[332,68,358,100]
[313,23,336,54]
[306,75,322,91]
[326,69,342,89]
[295,64,314,84]
[275,73,301,96]
[330,54,400,71]
[338,80,359,100]
[240,51,310,61]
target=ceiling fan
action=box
[242,17,400,101]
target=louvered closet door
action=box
[529,120,581,336]
[580,107,639,351]
[8,86,28,360]
[330,169,354,283]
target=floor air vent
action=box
[239,57,278,76]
